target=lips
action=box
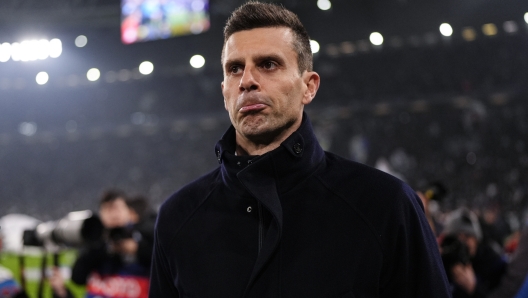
[239,103,267,113]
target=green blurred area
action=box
[0,250,86,298]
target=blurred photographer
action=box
[440,208,507,298]
[52,190,152,298]
[0,228,28,298]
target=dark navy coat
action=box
[149,115,451,297]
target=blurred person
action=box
[125,195,156,270]
[441,208,507,298]
[150,2,450,297]
[0,229,28,298]
[480,201,512,250]
[52,189,151,298]
[488,220,528,298]
[416,181,448,237]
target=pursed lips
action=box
[237,96,268,113]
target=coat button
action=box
[247,206,252,213]
[216,150,221,163]
[293,143,303,154]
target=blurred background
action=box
[0,0,527,246]
[1,0,527,221]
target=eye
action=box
[229,65,242,74]
[262,61,277,70]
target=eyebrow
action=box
[224,54,286,71]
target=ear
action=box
[302,71,320,105]
[221,81,228,110]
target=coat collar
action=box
[214,112,325,195]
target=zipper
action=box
[258,201,263,254]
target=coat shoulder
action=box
[316,152,424,238]
[318,152,416,203]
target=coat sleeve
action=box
[148,223,179,298]
[380,184,452,298]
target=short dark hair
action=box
[99,189,127,207]
[126,195,150,220]
[222,1,313,73]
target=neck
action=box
[235,119,302,156]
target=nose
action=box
[239,67,260,92]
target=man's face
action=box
[99,198,131,229]
[221,27,319,144]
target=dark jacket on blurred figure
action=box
[150,115,451,298]
[71,221,154,298]
[489,224,528,298]
[452,242,507,298]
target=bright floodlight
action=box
[524,12,528,24]
[37,39,50,60]
[49,39,62,58]
[87,68,101,81]
[310,40,320,54]
[0,43,11,62]
[20,40,39,61]
[317,0,331,11]
[75,35,88,48]
[190,55,205,69]
[11,43,21,61]
[139,61,154,75]
[36,72,49,85]
[439,23,453,37]
[369,32,384,46]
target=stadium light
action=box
[503,21,518,34]
[317,0,331,11]
[369,32,384,46]
[482,23,497,36]
[87,68,100,82]
[19,122,37,136]
[190,55,205,69]
[36,72,49,85]
[0,43,11,62]
[4,38,62,62]
[525,12,528,24]
[439,23,453,37]
[462,27,476,41]
[310,40,320,54]
[49,39,62,58]
[37,39,50,60]
[75,35,88,48]
[139,61,154,75]
[11,43,21,61]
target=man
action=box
[52,190,151,298]
[150,2,451,297]
[441,208,506,298]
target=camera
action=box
[23,210,104,248]
[108,226,136,242]
[440,235,471,281]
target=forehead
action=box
[223,27,296,62]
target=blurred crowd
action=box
[418,182,528,298]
